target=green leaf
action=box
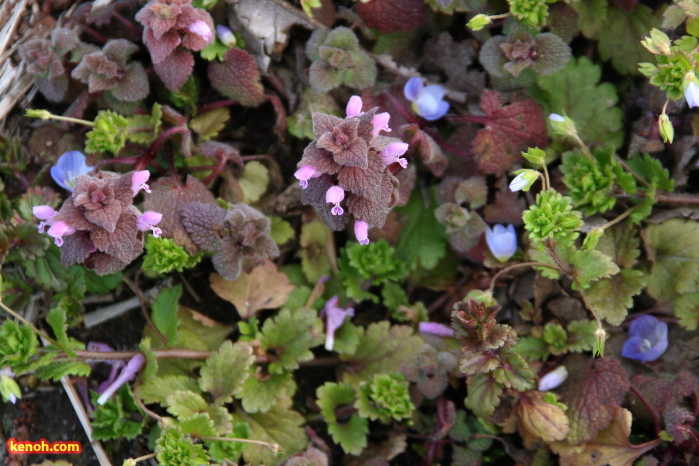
[47,305,76,357]
[198,341,254,404]
[151,285,182,347]
[332,321,359,355]
[155,423,210,466]
[0,374,21,403]
[492,350,536,391]
[299,221,332,284]
[394,188,448,270]
[166,390,208,419]
[23,246,69,292]
[200,39,230,61]
[178,412,216,437]
[0,320,39,373]
[91,386,145,440]
[645,219,699,300]
[258,307,324,374]
[514,335,550,361]
[239,161,269,203]
[340,322,423,388]
[138,375,201,406]
[595,5,658,76]
[571,0,607,37]
[205,423,252,463]
[346,240,407,284]
[233,396,307,466]
[142,236,202,277]
[355,372,414,423]
[85,110,130,154]
[586,269,645,326]
[84,269,122,294]
[190,108,230,142]
[595,221,640,269]
[674,293,699,330]
[543,323,568,354]
[317,382,368,455]
[138,337,158,382]
[33,361,91,381]
[237,370,296,414]
[565,320,598,353]
[465,373,504,417]
[531,56,623,147]
[569,248,620,290]
[126,103,162,145]
[627,153,675,192]
[269,217,294,245]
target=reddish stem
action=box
[202,154,227,185]
[198,99,239,114]
[111,11,142,38]
[68,18,107,44]
[629,385,661,434]
[424,128,473,158]
[382,91,423,127]
[134,126,189,171]
[266,94,287,134]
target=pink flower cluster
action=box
[33,170,162,275]
[294,96,410,245]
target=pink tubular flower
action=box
[372,112,391,137]
[325,186,345,216]
[379,142,409,168]
[87,342,125,395]
[97,354,145,405]
[33,205,58,233]
[131,170,151,196]
[322,296,355,351]
[188,20,212,40]
[47,221,76,247]
[354,220,370,245]
[137,211,163,237]
[294,165,322,189]
[419,322,454,337]
[346,96,364,118]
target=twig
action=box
[488,262,562,295]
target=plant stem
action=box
[600,205,640,230]
[197,435,281,453]
[44,114,96,127]
[615,155,651,188]
[629,385,661,434]
[198,99,239,114]
[127,453,157,464]
[541,164,551,190]
[488,262,562,295]
[655,193,699,205]
[0,302,60,348]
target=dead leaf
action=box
[210,259,295,319]
[517,391,570,448]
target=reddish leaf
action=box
[483,189,527,226]
[400,124,448,176]
[143,175,216,254]
[632,371,698,415]
[208,48,265,107]
[154,50,194,91]
[562,358,630,445]
[356,0,425,33]
[464,91,547,174]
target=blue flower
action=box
[621,315,668,362]
[485,224,517,262]
[50,151,91,191]
[403,77,449,121]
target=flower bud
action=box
[538,365,568,391]
[641,29,671,55]
[521,147,546,165]
[658,113,674,143]
[346,96,364,118]
[509,169,539,192]
[549,113,578,138]
[216,25,236,47]
[582,227,604,250]
[685,74,699,108]
[467,14,491,31]
[354,220,370,245]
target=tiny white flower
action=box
[485,224,517,262]
[549,113,565,122]
[686,81,699,108]
[509,173,528,192]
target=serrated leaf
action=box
[340,322,423,388]
[24,246,69,292]
[596,5,658,76]
[571,0,608,37]
[200,40,230,61]
[645,219,699,299]
[514,335,550,361]
[317,382,368,455]
[394,188,448,271]
[138,375,201,406]
[179,412,217,437]
[239,161,269,203]
[628,153,675,192]
[233,396,307,466]
[564,358,630,445]
[208,48,265,107]
[259,307,324,374]
[91,386,145,440]
[210,260,295,319]
[569,249,620,289]
[299,221,332,284]
[34,361,91,381]
[151,285,182,347]
[46,306,76,358]
[565,320,598,353]
[493,350,536,391]
[517,391,569,447]
[84,269,122,294]
[596,221,640,268]
[586,269,645,325]
[166,390,208,420]
[532,56,623,147]
[465,373,504,417]
[237,370,296,414]
[269,217,294,245]
[126,103,162,145]
[190,108,230,141]
[674,293,699,330]
[198,341,254,404]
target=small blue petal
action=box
[426,100,450,121]
[51,151,91,191]
[403,77,423,102]
[642,339,668,362]
[629,315,666,340]
[621,336,647,361]
[421,84,446,101]
[415,93,439,118]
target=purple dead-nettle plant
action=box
[97,353,145,405]
[180,202,279,280]
[135,0,214,90]
[321,296,355,351]
[19,27,98,102]
[87,342,125,394]
[51,151,92,191]
[32,170,161,275]
[294,96,408,244]
[71,39,149,102]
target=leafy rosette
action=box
[296,97,406,242]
